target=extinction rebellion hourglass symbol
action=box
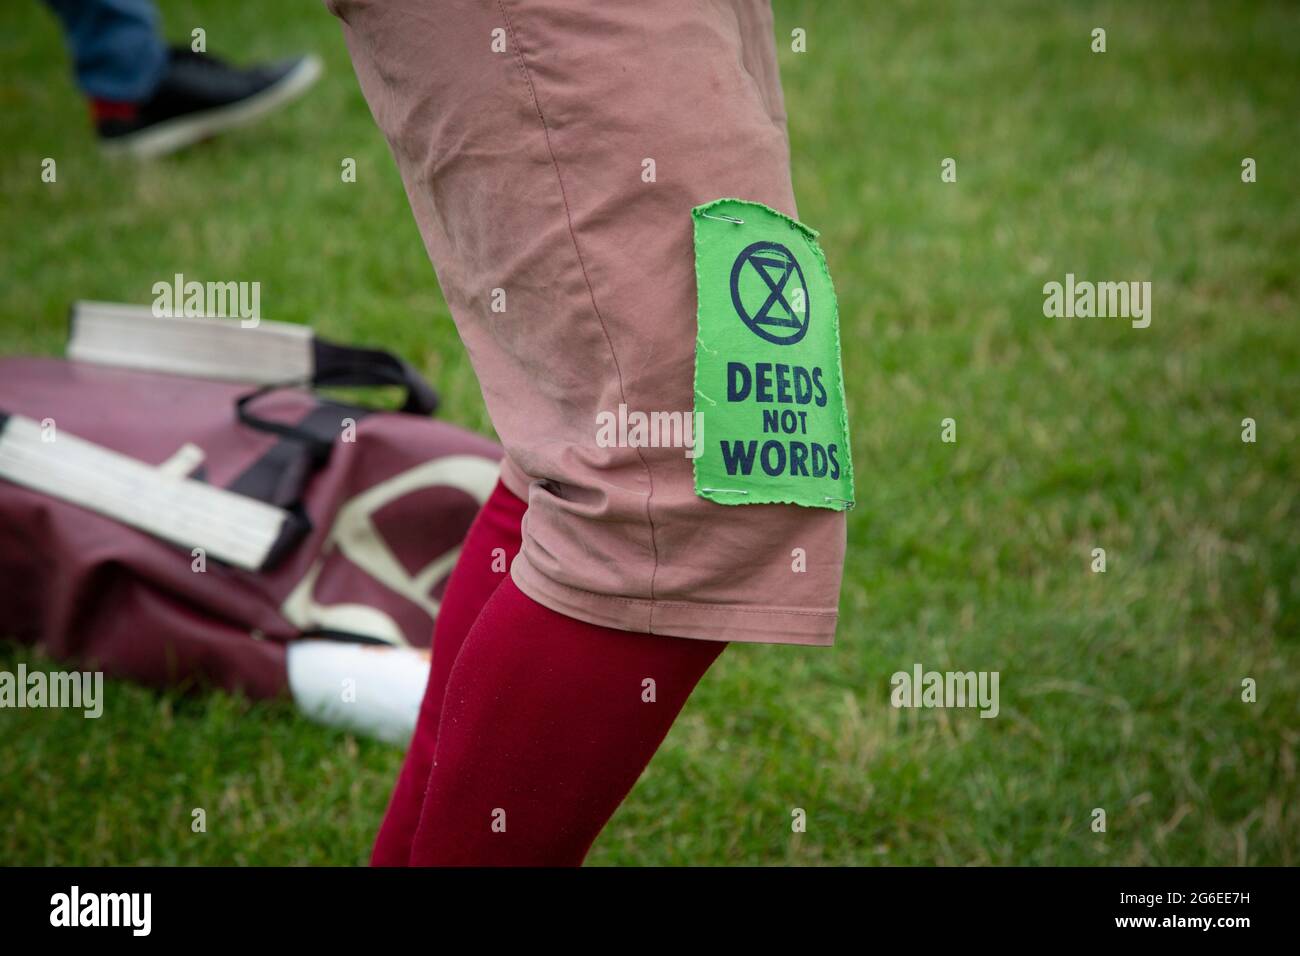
[729,241,810,346]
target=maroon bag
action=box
[0,304,501,702]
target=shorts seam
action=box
[496,0,663,621]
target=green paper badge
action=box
[691,198,854,511]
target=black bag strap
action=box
[234,338,438,457]
[311,337,439,416]
[230,340,438,523]
[235,382,339,465]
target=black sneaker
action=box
[93,48,322,158]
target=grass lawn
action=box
[1,0,1296,865]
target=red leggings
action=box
[371,479,726,866]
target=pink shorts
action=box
[329,0,847,644]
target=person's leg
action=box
[408,576,725,866]
[328,0,846,647]
[43,0,168,102]
[328,0,846,864]
[371,476,527,866]
[45,0,321,157]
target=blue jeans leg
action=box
[44,0,168,101]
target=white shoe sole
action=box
[102,54,323,160]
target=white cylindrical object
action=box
[287,640,430,745]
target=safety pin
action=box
[824,496,855,507]
[702,487,749,494]
[701,212,745,225]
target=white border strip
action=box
[68,301,314,384]
[0,414,289,571]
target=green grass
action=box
[1,0,1296,865]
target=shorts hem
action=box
[510,554,837,646]
[497,457,533,502]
